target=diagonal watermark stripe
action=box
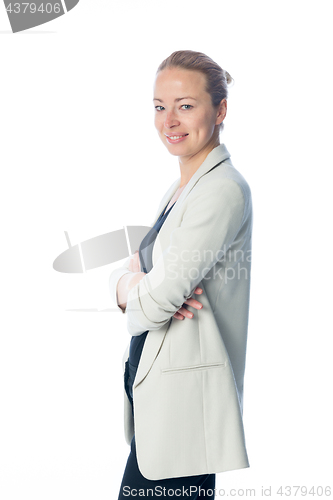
[53,226,153,273]
[3,0,80,33]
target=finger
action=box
[177,306,194,319]
[129,253,139,273]
[186,287,203,299]
[184,298,203,310]
[173,312,184,320]
[134,251,141,272]
[132,261,140,273]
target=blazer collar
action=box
[150,143,231,226]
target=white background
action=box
[1,1,332,498]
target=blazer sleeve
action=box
[108,254,134,314]
[126,177,247,336]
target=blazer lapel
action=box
[152,144,231,266]
[149,178,181,227]
[133,320,171,389]
[133,144,231,390]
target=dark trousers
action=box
[118,362,216,499]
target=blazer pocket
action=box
[161,362,226,374]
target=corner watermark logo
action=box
[53,226,152,273]
[3,0,80,33]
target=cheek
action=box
[154,114,163,131]
[192,114,213,137]
[200,111,217,135]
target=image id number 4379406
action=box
[5,3,61,14]
[273,485,331,496]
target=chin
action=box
[165,146,181,156]
[163,140,189,156]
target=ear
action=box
[215,98,227,125]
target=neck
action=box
[178,134,220,187]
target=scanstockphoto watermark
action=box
[165,261,250,283]
[122,485,255,497]
[163,245,252,283]
[168,245,252,265]
[3,0,80,33]
[122,485,218,497]
[122,485,332,497]
[52,227,252,311]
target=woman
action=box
[109,50,253,498]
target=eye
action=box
[181,104,193,110]
[155,105,165,111]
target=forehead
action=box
[153,67,207,97]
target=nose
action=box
[164,109,180,129]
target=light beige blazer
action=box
[109,143,253,480]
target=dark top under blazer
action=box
[125,201,176,406]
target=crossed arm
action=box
[110,178,246,335]
[116,250,203,321]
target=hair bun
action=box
[224,70,234,86]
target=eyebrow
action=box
[153,96,197,102]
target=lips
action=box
[165,133,189,144]
[166,134,188,139]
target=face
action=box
[153,67,226,162]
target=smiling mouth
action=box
[167,134,189,139]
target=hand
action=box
[173,287,203,320]
[128,250,141,273]
[124,251,204,319]
[116,251,144,309]
[127,251,146,290]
